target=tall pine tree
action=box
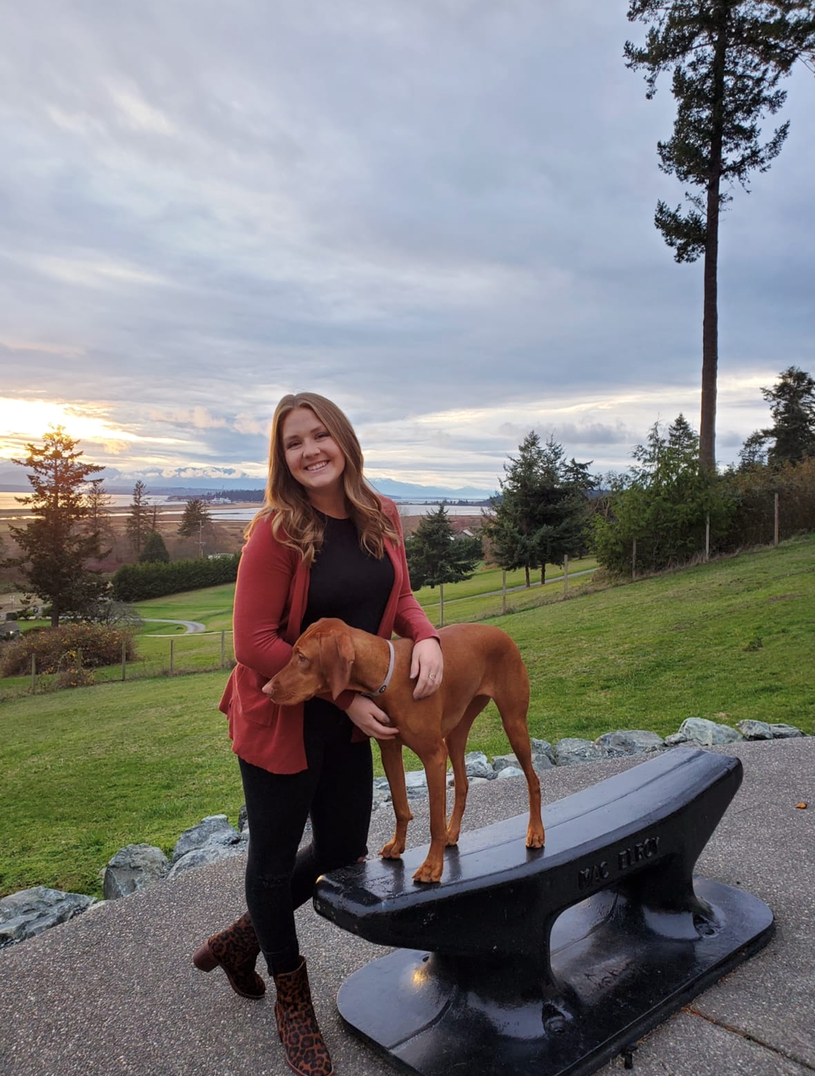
[9,427,106,626]
[625,1,815,469]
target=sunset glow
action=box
[0,398,139,457]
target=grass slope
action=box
[1,537,812,898]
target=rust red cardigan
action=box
[219,499,438,774]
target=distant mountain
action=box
[369,477,495,501]
[0,460,495,501]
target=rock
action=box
[553,738,609,766]
[238,804,249,832]
[492,754,519,772]
[595,730,666,757]
[770,723,805,738]
[495,765,525,779]
[464,752,496,780]
[736,720,773,740]
[172,815,242,863]
[530,739,556,767]
[167,843,244,880]
[677,718,743,746]
[665,732,690,745]
[0,886,97,948]
[103,844,170,900]
[372,781,392,808]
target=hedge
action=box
[111,554,241,602]
[0,623,136,677]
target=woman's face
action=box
[281,407,346,503]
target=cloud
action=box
[0,0,811,486]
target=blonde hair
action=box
[246,392,399,563]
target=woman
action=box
[192,392,443,1076]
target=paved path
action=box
[141,618,206,634]
[1,738,813,1076]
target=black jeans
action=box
[239,708,373,976]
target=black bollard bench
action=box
[314,747,774,1076]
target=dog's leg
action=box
[443,696,488,846]
[411,744,449,884]
[378,738,412,860]
[498,696,545,849]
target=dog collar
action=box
[362,639,395,698]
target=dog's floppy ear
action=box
[321,630,355,700]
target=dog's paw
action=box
[379,839,404,860]
[412,859,443,884]
[526,823,546,849]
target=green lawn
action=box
[1,536,812,898]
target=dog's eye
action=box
[297,653,308,665]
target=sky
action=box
[1,0,813,495]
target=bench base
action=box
[335,876,773,1076]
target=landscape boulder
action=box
[464,751,495,780]
[0,886,97,948]
[530,739,556,769]
[167,815,246,879]
[736,720,774,740]
[171,814,243,862]
[769,723,805,738]
[676,718,744,746]
[595,730,666,757]
[553,738,609,766]
[103,843,170,900]
[495,765,525,779]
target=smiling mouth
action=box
[305,461,329,472]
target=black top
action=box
[302,513,395,734]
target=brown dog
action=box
[266,618,545,883]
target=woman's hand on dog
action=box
[410,637,444,700]
[345,694,400,739]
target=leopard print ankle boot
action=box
[273,958,334,1076]
[192,911,266,999]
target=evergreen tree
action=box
[406,505,481,626]
[7,427,107,626]
[126,480,152,555]
[484,432,594,587]
[139,530,171,564]
[750,365,815,468]
[625,1,815,469]
[83,477,114,546]
[591,415,733,574]
[177,498,213,554]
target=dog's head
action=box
[264,618,355,704]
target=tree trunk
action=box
[524,565,530,588]
[699,8,728,472]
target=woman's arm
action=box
[232,521,299,680]
[386,505,444,697]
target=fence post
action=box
[31,653,36,693]
[221,630,226,668]
[705,515,710,563]
[439,583,445,628]
[632,539,637,580]
[774,493,779,547]
[121,638,127,681]
[169,638,174,676]
[502,570,507,615]
[563,555,569,598]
